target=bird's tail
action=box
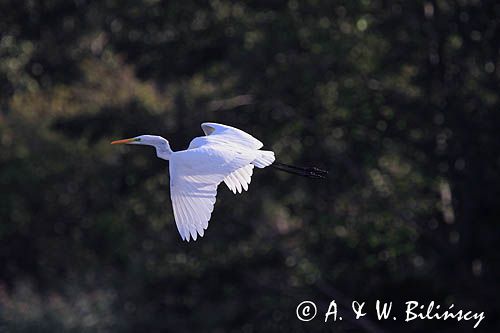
[271,161,328,179]
[252,150,275,168]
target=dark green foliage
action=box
[1,0,499,332]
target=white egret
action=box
[111,122,326,241]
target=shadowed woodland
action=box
[1,0,499,332]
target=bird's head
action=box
[111,135,165,146]
[111,135,172,159]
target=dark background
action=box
[1,0,499,332]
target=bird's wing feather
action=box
[169,147,257,241]
[224,164,254,194]
[201,122,263,149]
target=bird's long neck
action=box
[155,141,173,160]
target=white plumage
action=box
[111,122,275,241]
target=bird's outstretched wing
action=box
[169,147,257,241]
[201,122,263,149]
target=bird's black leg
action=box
[271,162,328,179]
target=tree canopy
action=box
[1,1,499,332]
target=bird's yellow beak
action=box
[111,138,139,145]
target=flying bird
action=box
[111,122,326,241]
